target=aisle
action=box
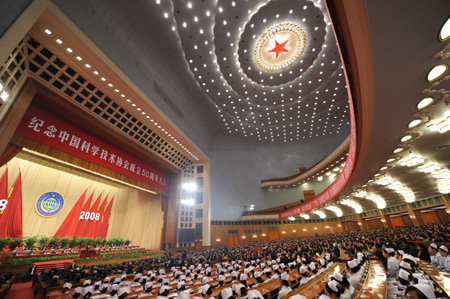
[5,281,33,299]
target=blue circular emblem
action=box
[36,192,64,217]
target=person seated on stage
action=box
[277,272,292,299]
[404,284,436,299]
[331,273,353,299]
[435,245,450,273]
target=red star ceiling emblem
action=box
[268,39,288,58]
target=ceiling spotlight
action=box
[408,119,422,128]
[426,64,448,82]
[288,217,295,221]
[439,16,450,41]
[393,147,404,154]
[400,135,412,142]
[416,97,434,110]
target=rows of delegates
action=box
[32,221,450,299]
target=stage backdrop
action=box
[0,154,163,250]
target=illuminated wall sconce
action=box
[262,233,266,237]
[337,224,342,227]
[303,228,307,231]
[253,235,257,238]
[292,230,296,233]
[216,238,221,242]
[281,231,286,234]
[325,226,330,229]
[381,219,386,222]
[242,236,246,239]
[357,222,362,225]
[314,227,318,230]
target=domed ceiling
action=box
[169,0,350,142]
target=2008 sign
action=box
[0,199,8,211]
[79,211,100,221]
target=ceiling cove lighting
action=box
[341,199,363,213]
[399,154,424,167]
[416,97,434,110]
[439,16,450,42]
[325,205,343,217]
[288,216,295,221]
[180,198,195,206]
[400,135,412,142]
[299,213,310,220]
[313,210,326,219]
[426,64,448,82]
[393,147,404,154]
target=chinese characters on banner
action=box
[15,105,169,191]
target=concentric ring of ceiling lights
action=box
[171,0,350,141]
[253,22,307,72]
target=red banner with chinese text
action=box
[15,105,169,191]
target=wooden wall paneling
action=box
[421,211,440,225]
[436,209,450,223]
[365,218,383,230]
[390,216,405,227]
[402,215,414,226]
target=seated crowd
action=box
[33,221,450,299]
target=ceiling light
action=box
[400,135,412,142]
[44,28,52,35]
[426,64,448,82]
[408,119,422,128]
[439,16,450,41]
[393,147,404,154]
[313,210,326,219]
[288,217,295,221]
[56,39,63,44]
[182,182,197,191]
[416,97,434,110]
[66,48,73,53]
[181,198,195,206]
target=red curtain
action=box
[54,189,87,237]
[84,192,102,237]
[0,172,22,238]
[91,195,108,238]
[74,191,94,236]
[0,169,8,229]
[99,196,114,238]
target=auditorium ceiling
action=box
[53,0,350,143]
[1,0,448,219]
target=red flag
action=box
[0,169,8,230]
[54,188,88,237]
[100,196,114,238]
[91,194,108,238]
[85,192,102,238]
[74,190,94,237]
[0,172,22,238]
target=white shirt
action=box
[299,276,310,287]
[277,285,292,299]
[386,257,399,279]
